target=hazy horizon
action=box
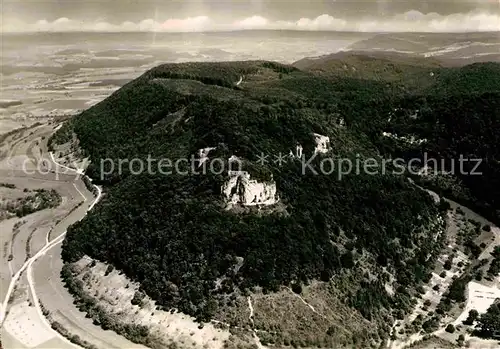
[2,0,500,33]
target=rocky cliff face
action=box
[222,171,278,207]
[195,149,279,208]
[197,147,217,166]
[313,133,330,154]
[289,144,304,159]
[218,132,330,208]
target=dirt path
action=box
[247,296,266,349]
[282,286,329,320]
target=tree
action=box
[291,282,302,294]
[476,303,500,338]
[448,277,469,303]
[475,272,483,282]
[438,200,451,212]
[104,265,114,276]
[482,224,491,232]
[340,251,355,269]
[131,291,145,306]
[444,259,452,270]
[445,324,455,333]
[423,318,440,333]
[326,326,335,336]
[493,246,500,258]
[463,309,479,325]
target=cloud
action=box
[2,10,499,33]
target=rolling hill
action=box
[51,56,500,349]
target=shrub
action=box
[445,324,455,333]
[444,259,453,270]
[291,282,302,294]
[475,272,483,281]
[104,265,114,276]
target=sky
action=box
[1,0,499,32]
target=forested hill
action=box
[52,57,500,348]
[295,55,500,225]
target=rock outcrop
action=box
[313,133,330,154]
[222,171,278,207]
[197,147,216,166]
[382,132,427,145]
[289,144,304,159]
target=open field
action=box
[0,123,84,303]
[33,245,150,349]
[64,257,232,349]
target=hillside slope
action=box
[52,57,500,348]
[295,54,500,225]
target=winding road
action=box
[0,124,112,349]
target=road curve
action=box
[0,129,102,349]
[26,151,103,347]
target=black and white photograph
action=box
[1,1,499,349]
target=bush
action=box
[444,259,453,270]
[475,272,483,282]
[104,265,114,276]
[131,291,145,306]
[483,224,491,232]
[291,282,302,294]
[445,324,455,333]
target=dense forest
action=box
[53,58,500,344]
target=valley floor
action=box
[0,124,143,349]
